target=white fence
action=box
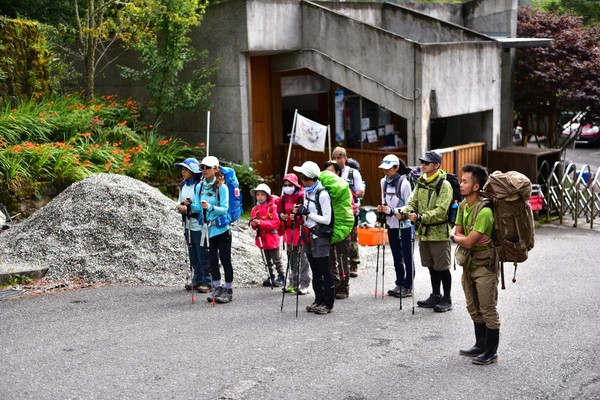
[537,161,600,229]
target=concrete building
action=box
[98,0,549,203]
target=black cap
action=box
[419,150,443,164]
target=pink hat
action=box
[282,173,301,189]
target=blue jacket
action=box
[191,177,230,238]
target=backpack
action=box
[480,170,535,288]
[346,158,362,203]
[311,170,355,244]
[382,174,409,208]
[435,173,462,227]
[213,165,243,227]
[405,166,420,190]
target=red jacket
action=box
[251,196,281,250]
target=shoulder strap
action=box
[435,177,446,196]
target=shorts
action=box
[419,241,451,271]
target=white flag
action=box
[294,114,327,152]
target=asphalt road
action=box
[1,224,599,400]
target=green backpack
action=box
[316,170,355,244]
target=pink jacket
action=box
[251,196,281,250]
[277,173,304,247]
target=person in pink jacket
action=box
[250,183,286,287]
[277,173,311,295]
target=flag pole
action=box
[327,125,331,159]
[206,110,211,156]
[284,109,298,177]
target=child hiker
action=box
[250,183,286,287]
[278,174,311,295]
[175,157,211,293]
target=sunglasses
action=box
[380,160,397,166]
[421,161,432,166]
[333,154,345,159]
[201,165,215,170]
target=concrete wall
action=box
[418,41,501,156]
[300,2,417,119]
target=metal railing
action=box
[537,160,600,229]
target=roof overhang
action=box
[483,34,553,49]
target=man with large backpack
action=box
[451,164,499,365]
[402,150,454,312]
[332,146,365,278]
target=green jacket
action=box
[405,169,453,241]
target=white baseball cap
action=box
[250,183,272,197]
[293,161,320,179]
[378,154,400,169]
[200,156,220,168]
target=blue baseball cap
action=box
[175,158,201,174]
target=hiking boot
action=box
[335,292,349,299]
[185,282,201,291]
[433,296,452,312]
[387,286,402,297]
[297,287,309,295]
[417,293,442,308]
[215,288,233,304]
[349,265,359,278]
[207,286,223,302]
[274,275,285,287]
[313,305,333,315]
[196,284,211,293]
[400,287,413,298]
[305,302,319,313]
[262,276,275,287]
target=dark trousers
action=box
[307,254,335,309]
[208,230,234,283]
[387,227,414,289]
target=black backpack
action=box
[435,173,461,226]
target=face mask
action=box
[283,186,295,196]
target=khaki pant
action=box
[461,265,501,329]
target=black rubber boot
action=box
[472,328,499,365]
[459,322,486,357]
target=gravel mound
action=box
[0,173,267,287]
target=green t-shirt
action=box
[456,200,494,252]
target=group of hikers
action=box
[176,147,501,366]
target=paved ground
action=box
[1,224,599,400]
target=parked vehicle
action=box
[561,112,600,146]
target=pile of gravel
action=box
[0,173,268,287]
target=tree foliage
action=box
[119,0,216,124]
[514,6,600,148]
[528,0,600,26]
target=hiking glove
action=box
[296,205,310,216]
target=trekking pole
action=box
[295,217,303,318]
[374,239,380,299]
[256,228,274,290]
[281,218,295,312]
[183,213,194,304]
[381,230,385,300]
[411,227,416,315]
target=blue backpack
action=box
[214,165,243,227]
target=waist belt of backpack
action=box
[422,220,448,236]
